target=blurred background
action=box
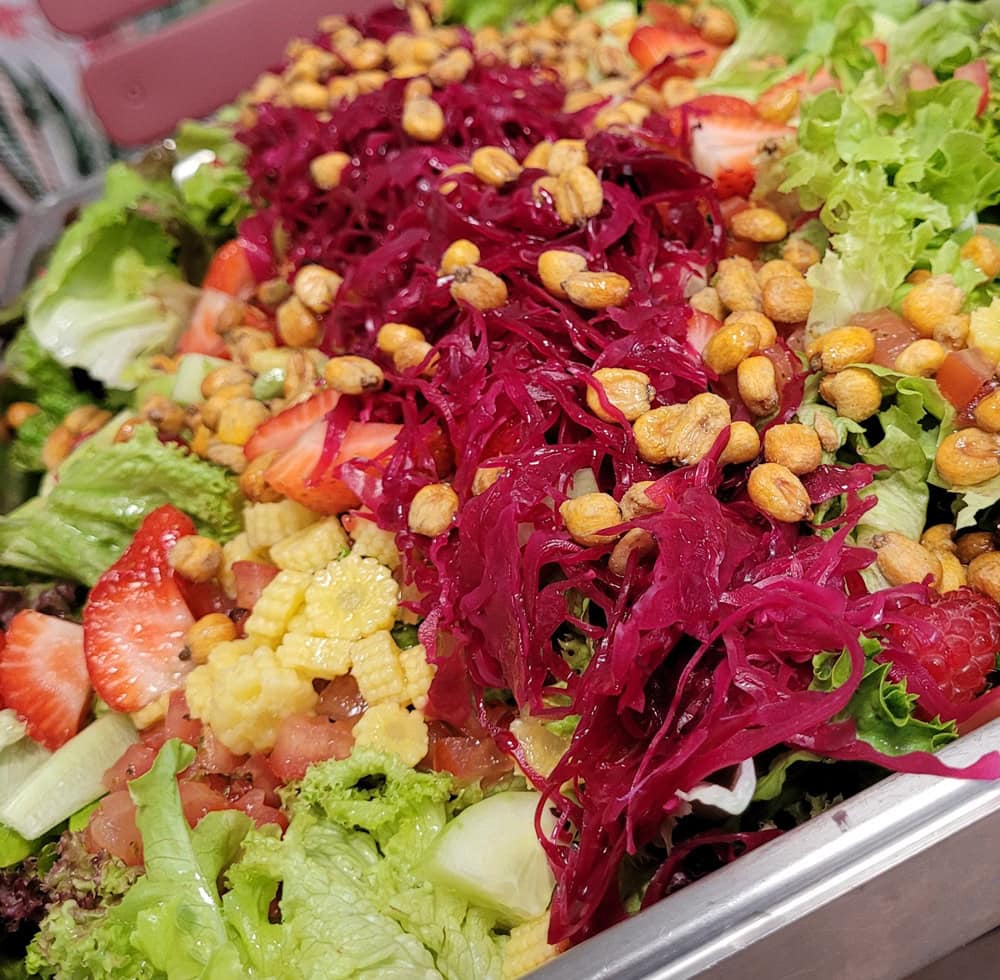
[0,1,214,272]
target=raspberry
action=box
[882,588,1000,703]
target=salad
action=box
[3,0,1000,976]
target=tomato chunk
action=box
[937,349,994,410]
[268,714,355,783]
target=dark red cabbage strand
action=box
[235,18,1000,947]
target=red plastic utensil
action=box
[37,0,384,146]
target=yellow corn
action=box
[349,630,406,704]
[244,499,319,552]
[243,569,312,644]
[276,632,353,679]
[270,517,350,571]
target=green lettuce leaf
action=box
[26,164,201,391]
[751,750,826,803]
[782,58,1000,334]
[852,367,950,543]
[113,740,252,979]
[2,328,94,473]
[0,823,36,867]
[811,641,958,756]
[28,746,509,979]
[706,0,915,100]
[172,120,252,242]
[0,425,242,584]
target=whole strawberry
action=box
[882,587,1000,703]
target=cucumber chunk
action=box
[0,714,137,841]
[423,791,555,925]
[0,737,50,801]
[171,354,230,405]
[0,709,26,752]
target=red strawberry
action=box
[686,309,721,355]
[84,506,198,713]
[0,611,90,749]
[244,388,341,461]
[883,588,1000,703]
[689,114,795,198]
[265,419,401,515]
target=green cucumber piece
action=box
[252,367,286,400]
[172,354,231,405]
[0,737,51,801]
[0,714,137,841]
[0,709,26,752]
[422,791,555,925]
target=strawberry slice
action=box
[84,506,198,713]
[689,114,795,199]
[244,388,341,461]
[265,419,402,515]
[176,289,235,358]
[686,310,721,355]
[0,611,90,750]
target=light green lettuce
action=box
[26,165,199,391]
[25,745,509,980]
[0,425,242,584]
[811,639,957,756]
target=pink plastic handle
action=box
[82,0,384,146]
[38,0,169,37]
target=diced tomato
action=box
[268,714,355,783]
[628,25,721,77]
[937,349,995,410]
[232,561,279,610]
[202,240,255,298]
[852,308,920,368]
[235,753,283,805]
[244,389,341,461]
[188,728,245,776]
[644,1,692,30]
[428,733,514,787]
[907,63,939,92]
[954,59,990,116]
[864,39,888,66]
[175,576,232,620]
[265,420,402,516]
[178,780,230,827]
[140,720,167,749]
[316,674,367,724]
[103,742,159,793]
[164,690,203,746]
[686,310,721,356]
[87,791,144,865]
[230,787,287,829]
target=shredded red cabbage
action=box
[236,12,1000,945]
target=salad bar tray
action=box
[536,714,1000,980]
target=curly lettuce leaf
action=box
[2,329,93,473]
[172,120,252,241]
[811,642,958,756]
[706,0,915,99]
[0,425,242,584]
[783,63,1000,334]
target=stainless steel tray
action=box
[535,717,1000,980]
